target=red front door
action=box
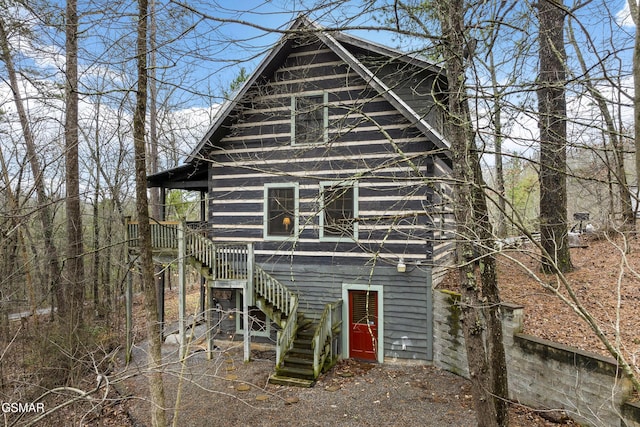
[348,290,378,361]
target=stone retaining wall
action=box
[433,290,639,427]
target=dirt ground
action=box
[102,234,636,427]
[22,233,634,426]
[494,234,640,368]
[111,340,575,427]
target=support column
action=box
[125,262,133,364]
[178,220,187,359]
[243,243,253,362]
[199,276,206,317]
[207,282,214,359]
[124,216,133,364]
[243,288,250,362]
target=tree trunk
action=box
[65,0,85,335]
[134,0,167,425]
[630,0,640,199]
[0,16,63,315]
[148,0,165,338]
[438,1,509,425]
[537,0,572,273]
[93,104,101,315]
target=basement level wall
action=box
[261,262,433,362]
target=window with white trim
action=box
[264,183,298,239]
[291,93,328,145]
[320,181,358,240]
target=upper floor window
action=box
[264,183,298,239]
[320,181,358,240]
[291,93,328,145]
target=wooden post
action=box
[243,288,250,362]
[125,262,133,364]
[328,306,333,361]
[246,243,254,306]
[199,190,206,222]
[124,216,133,364]
[243,243,254,362]
[199,276,206,317]
[178,220,187,359]
[207,280,214,360]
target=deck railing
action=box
[127,220,251,281]
[126,220,180,250]
[312,299,343,377]
[187,234,251,281]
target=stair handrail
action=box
[275,294,298,369]
[253,265,295,315]
[254,265,298,369]
[187,230,215,269]
[312,299,343,377]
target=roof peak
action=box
[186,15,448,163]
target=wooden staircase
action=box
[269,314,320,387]
[253,269,342,387]
[126,220,342,387]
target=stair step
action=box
[288,347,313,356]
[297,329,316,339]
[292,338,313,349]
[284,355,314,367]
[276,365,315,380]
[268,374,315,388]
[296,320,313,332]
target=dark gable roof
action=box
[186,15,450,164]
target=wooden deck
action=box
[124,219,342,384]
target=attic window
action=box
[292,93,328,145]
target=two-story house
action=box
[144,15,453,385]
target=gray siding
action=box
[347,47,447,137]
[261,263,433,362]
[207,36,451,268]
[202,34,451,362]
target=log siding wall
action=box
[207,38,451,266]
[203,36,453,361]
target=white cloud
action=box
[616,1,635,28]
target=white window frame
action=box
[291,91,328,145]
[263,182,299,241]
[319,180,358,242]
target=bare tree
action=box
[537,0,572,273]
[0,14,64,316]
[64,0,86,341]
[628,0,640,198]
[567,18,635,228]
[133,0,167,424]
[433,1,509,424]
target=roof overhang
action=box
[147,163,208,192]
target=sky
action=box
[0,0,638,177]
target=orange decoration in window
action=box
[282,217,291,231]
